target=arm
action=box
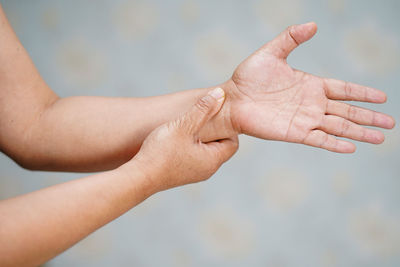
[0,5,233,172]
[0,88,238,267]
[14,91,234,172]
[0,168,148,267]
[0,3,395,173]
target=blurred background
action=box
[0,0,399,266]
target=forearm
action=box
[0,22,236,172]
[21,85,236,172]
[0,162,153,267]
[0,3,237,172]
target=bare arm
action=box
[0,4,394,173]
[0,5,234,172]
[18,91,234,172]
[0,167,149,267]
[0,89,238,267]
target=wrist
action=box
[197,81,240,142]
[116,158,161,200]
[219,79,242,134]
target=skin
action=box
[0,88,238,267]
[224,22,395,152]
[0,3,396,267]
[0,7,394,172]
[0,5,232,172]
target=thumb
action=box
[182,87,225,134]
[261,22,317,59]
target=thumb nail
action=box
[302,21,317,28]
[208,87,225,102]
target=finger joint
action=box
[344,82,352,99]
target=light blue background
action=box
[0,1,399,266]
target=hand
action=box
[125,88,238,193]
[222,22,395,153]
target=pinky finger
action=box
[303,130,356,153]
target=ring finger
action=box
[325,100,395,129]
[320,115,385,144]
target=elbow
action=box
[3,148,42,171]
[0,97,60,171]
[12,156,41,171]
[0,137,47,171]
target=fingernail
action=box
[208,87,225,102]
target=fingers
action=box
[262,22,317,59]
[323,78,387,103]
[182,87,225,134]
[326,100,395,129]
[206,135,239,164]
[303,130,356,153]
[320,115,385,144]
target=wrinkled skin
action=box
[130,88,238,193]
[221,22,395,153]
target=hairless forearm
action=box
[0,88,237,267]
[0,5,236,172]
[0,163,153,267]
[23,89,235,171]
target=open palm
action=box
[228,22,395,153]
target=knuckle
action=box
[287,25,300,45]
[199,164,219,182]
[344,82,352,98]
[360,128,367,140]
[332,138,338,151]
[176,114,195,133]
[211,149,225,167]
[340,119,350,136]
[157,124,175,139]
[231,141,239,154]
[371,111,377,125]
[210,162,221,175]
[168,119,182,133]
[195,95,214,114]
[233,140,239,151]
[177,115,188,128]
[348,105,357,120]
[320,133,329,148]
